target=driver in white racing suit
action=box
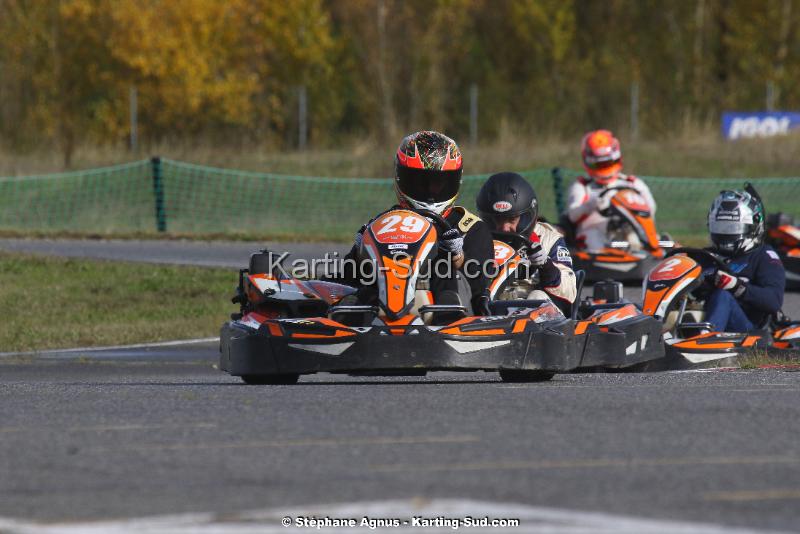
[566,129,656,251]
[477,172,577,310]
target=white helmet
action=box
[708,189,765,256]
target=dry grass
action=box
[3,128,800,178]
[0,251,235,352]
[738,349,800,369]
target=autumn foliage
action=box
[0,0,797,165]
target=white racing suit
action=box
[566,173,656,251]
[524,222,577,309]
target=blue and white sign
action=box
[722,112,800,140]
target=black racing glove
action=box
[537,258,561,288]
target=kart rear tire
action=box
[499,370,554,383]
[241,373,300,385]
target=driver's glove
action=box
[439,228,464,256]
[715,270,747,298]
[471,291,491,316]
[527,243,548,266]
[595,190,612,212]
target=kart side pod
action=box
[642,255,703,321]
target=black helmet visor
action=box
[396,166,462,203]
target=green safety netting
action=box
[554,168,800,242]
[1,158,798,242]
[0,160,153,233]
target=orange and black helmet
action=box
[395,131,463,215]
[581,129,622,184]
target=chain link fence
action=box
[1,158,797,242]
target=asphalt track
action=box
[2,349,800,532]
[3,238,800,532]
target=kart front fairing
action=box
[221,300,585,376]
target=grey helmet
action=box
[707,189,765,256]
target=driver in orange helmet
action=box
[566,129,656,251]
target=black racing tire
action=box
[241,374,300,385]
[499,369,555,383]
[249,252,275,275]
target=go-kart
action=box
[561,186,675,283]
[488,229,665,371]
[767,212,800,291]
[637,247,800,369]
[219,207,665,384]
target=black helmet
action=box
[395,131,463,215]
[708,189,765,256]
[476,172,539,235]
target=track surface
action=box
[2,348,800,531]
[3,238,800,531]
[0,238,351,268]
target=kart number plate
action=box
[371,211,432,244]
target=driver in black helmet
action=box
[477,172,577,309]
[702,189,785,332]
[345,130,495,315]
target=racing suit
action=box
[342,205,494,315]
[522,222,577,312]
[700,244,785,332]
[566,173,656,251]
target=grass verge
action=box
[0,251,236,353]
[0,229,350,243]
[738,349,800,369]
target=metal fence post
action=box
[298,85,307,150]
[551,167,565,217]
[151,156,167,232]
[129,86,138,152]
[469,83,478,144]
[630,81,640,141]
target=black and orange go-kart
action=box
[636,247,800,370]
[767,212,800,291]
[219,207,665,385]
[563,186,675,283]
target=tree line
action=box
[0,0,796,165]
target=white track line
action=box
[0,337,219,358]
[0,499,780,533]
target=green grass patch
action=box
[738,349,800,369]
[0,252,236,352]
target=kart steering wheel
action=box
[490,230,536,253]
[665,247,727,270]
[411,208,453,234]
[597,185,640,217]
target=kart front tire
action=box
[241,374,300,385]
[499,370,554,383]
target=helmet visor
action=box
[584,156,618,170]
[397,167,461,204]
[709,219,749,235]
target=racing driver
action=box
[702,188,785,332]
[477,172,577,311]
[566,129,656,251]
[345,130,495,315]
